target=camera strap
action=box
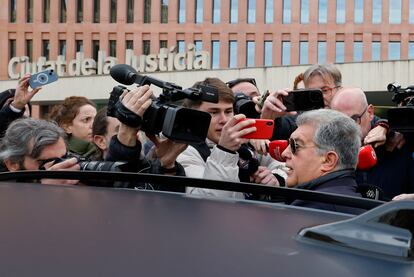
[114,100,143,128]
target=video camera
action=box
[108,64,219,143]
[233,92,261,118]
[387,83,414,134]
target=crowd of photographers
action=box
[0,62,413,214]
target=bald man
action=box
[331,87,414,199]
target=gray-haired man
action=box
[281,109,365,214]
[0,118,80,185]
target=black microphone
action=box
[110,64,137,85]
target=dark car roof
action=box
[0,182,412,276]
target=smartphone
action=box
[241,119,274,139]
[282,89,324,112]
[29,69,58,89]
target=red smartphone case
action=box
[241,119,274,139]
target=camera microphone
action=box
[110,64,137,85]
[110,64,173,88]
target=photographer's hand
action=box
[218,114,256,152]
[117,85,153,147]
[250,139,269,155]
[261,89,296,120]
[147,134,188,170]
[41,157,80,185]
[251,166,279,186]
[11,73,41,110]
[364,125,387,148]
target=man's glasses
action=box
[320,86,341,95]
[226,78,257,89]
[288,138,317,155]
[350,105,368,124]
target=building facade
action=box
[2,0,414,81]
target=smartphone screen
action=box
[29,69,59,89]
[241,119,274,140]
[282,89,324,112]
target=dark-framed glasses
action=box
[288,138,317,155]
[350,105,368,124]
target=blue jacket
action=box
[291,169,366,215]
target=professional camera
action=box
[108,64,218,143]
[47,152,124,172]
[233,92,260,118]
[387,83,414,134]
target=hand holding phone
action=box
[240,118,274,140]
[29,69,58,89]
[282,89,324,112]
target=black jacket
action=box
[106,135,186,192]
[356,144,414,200]
[0,105,24,138]
[290,169,366,215]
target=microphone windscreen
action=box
[268,140,288,162]
[357,145,378,170]
[110,64,137,85]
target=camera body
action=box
[108,65,219,143]
[387,83,414,135]
[233,92,260,118]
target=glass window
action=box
[26,39,33,61]
[248,0,256,23]
[126,40,133,50]
[335,41,344,63]
[60,0,67,23]
[109,40,116,57]
[59,40,66,56]
[283,0,291,23]
[27,0,33,23]
[317,41,326,64]
[160,40,167,49]
[301,0,309,23]
[410,0,414,23]
[92,40,99,60]
[43,0,50,23]
[195,0,203,23]
[177,40,185,52]
[195,40,203,51]
[336,0,345,23]
[77,0,83,23]
[388,42,401,60]
[76,40,84,53]
[265,0,273,23]
[299,41,309,64]
[161,0,168,23]
[354,0,363,23]
[42,40,50,59]
[318,0,327,23]
[353,41,363,61]
[9,39,16,59]
[264,41,272,67]
[110,0,117,23]
[389,0,401,24]
[212,41,220,69]
[213,0,220,23]
[409,42,414,59]
[229,40,237,68]
[127,0,134,23]
[230,0,238,23]
[372,41,381,60]
[10,0,16,22]
[247,41,255,67]
[372,0,381,23]
[93,0,100,23]
[178,0,185,23]
[144,0,151,23]
[282,41,290,65]
[143,40,150,55]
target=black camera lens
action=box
[233,92,260,118]
[79,161,122,172]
